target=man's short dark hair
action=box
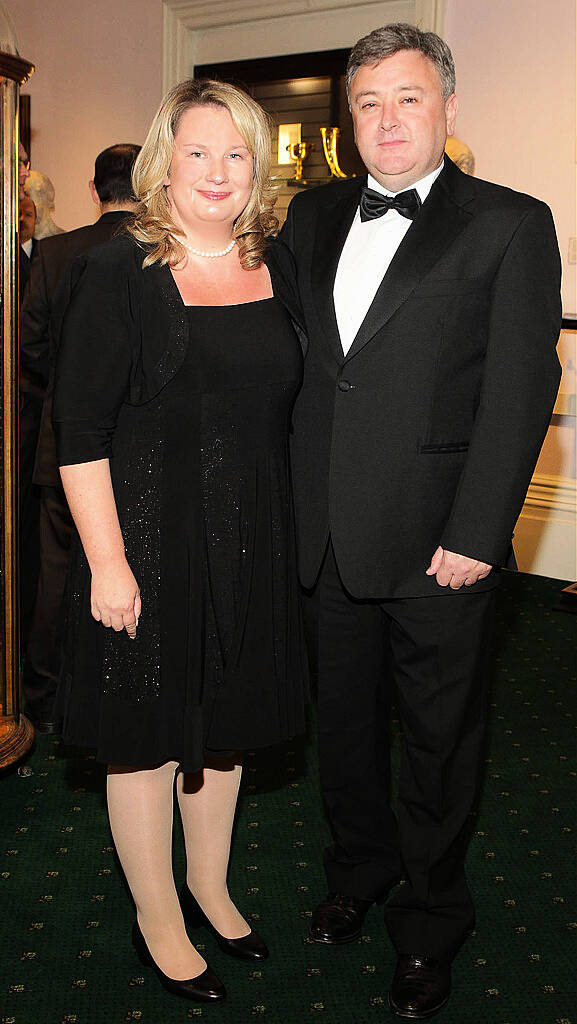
[347,23,456,103]
[93,143,141,204]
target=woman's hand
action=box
[90,560,141,638]
[58,462,141,637]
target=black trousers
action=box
[22,485,73,707]
[304,543,495,961]
[19,391,43,652]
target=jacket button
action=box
[338,379,352,391]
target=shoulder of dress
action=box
[80,232,145,269]
[35,222,92,255]
[65,236,150,297]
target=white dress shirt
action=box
[334,163,444,355]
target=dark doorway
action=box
[195,49,365,221]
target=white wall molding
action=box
[524,473,577,516]
[163,3,190,93]
[516,473,576,580]
[162,0,444,89]
[415,0,446,31]
[168,0,409,29]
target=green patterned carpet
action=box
[1,572,575,1024]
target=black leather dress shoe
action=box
[309,892,373,944]
[389,955,451,1019]
[132,922,226,1001]
[179,884,269,960]
[25,700,61,734]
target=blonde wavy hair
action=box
[128,79,278,270]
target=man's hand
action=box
[426,547,493,590]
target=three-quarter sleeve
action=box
[52,252,134,466]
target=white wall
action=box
[444,0,576,581]
[12,0,163,230]
[444,0,576,317]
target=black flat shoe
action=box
[132,922,226,1001]
[179,883,269,961]
[309,892,373,944]
[388,955,451,1019]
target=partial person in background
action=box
[18,192,41,653]
[18,141,29,199]
[18,195,37,296]
[25,169,64,238]
[17,139,36,649]
[274,21,561,1020]
[52,80,307,1002]
[20,143,141,732]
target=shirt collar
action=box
[367,161,444,203]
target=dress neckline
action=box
[165,262,275,309]
[184,297,276,309]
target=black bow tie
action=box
[359,186,422,223]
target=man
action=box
[18,194,37,296]
[20,143,141,732]
[18,193,42,650]
[277,23,561,1020]
[18,141,30,199]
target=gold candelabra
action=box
[286,141,314,185]
[320,127,348,178]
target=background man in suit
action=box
[18,193,41,646]
[18,194,37,288]
[18,141,30,199]
[20,142,141,732]
[277,23,561,1020]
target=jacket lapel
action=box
[311,179,364,362]
[345,159,475,362]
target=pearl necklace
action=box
[176,236,236,259]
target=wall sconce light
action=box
[278,123,301,165]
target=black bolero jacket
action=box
[53,234,193,465]
[52,233,299,466]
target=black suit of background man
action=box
[20,143,141,732]
[18,193,41,651]
[274,22,561,1020]
[18,195,38,297]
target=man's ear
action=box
[88,179,100,205]
[445,93,458,137]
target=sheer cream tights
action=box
[106,759,248,981]
[176,762,250,939]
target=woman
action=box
[53,80,308,1003]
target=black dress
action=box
[55,266,308,772]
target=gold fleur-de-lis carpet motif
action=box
[1,572,575,1023]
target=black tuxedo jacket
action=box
[19,211,131,486]
[19,239,41,399]
[19,238,37,304]
[275,157,562,598]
